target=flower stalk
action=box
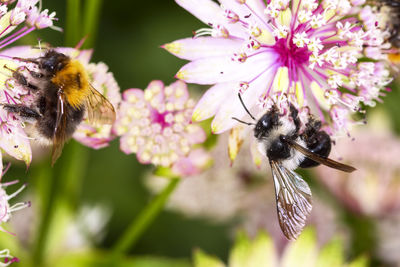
[113,175,180,253]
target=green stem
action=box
[64,0,81,46]
[82,0,104,49]
[31,141,87,266]
[113,177,181,253]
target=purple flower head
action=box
[114,80,207,170]
[164,0,392,135]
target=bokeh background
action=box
[1,0,400,266]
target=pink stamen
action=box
[0,26,35,50]
[0,25,27,46]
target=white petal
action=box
[192,82,236,121]
[176,0,247,38]
[163,37,242,61]
[211,65,276,133]
[176,49,278,84]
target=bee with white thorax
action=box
[233,94,356,240]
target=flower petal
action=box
[176,50,278,84]
[165,80,189,108]
[0,126,32,167]
[218,0,268,27]
[163,37,243,61]
[176,0,247,38]
[176,0,223,26]
[211,64,276,133]
[192,82,235,121]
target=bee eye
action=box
[262,118,270,127]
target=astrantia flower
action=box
[0,46,120,166]
[165,0,392,135]
[113,80,206,170]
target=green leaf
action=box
[316,237,344,267]
[51,250,191,267]
[346,255,369,267]
[281,227,318,267]
[193,249,225,267]
[65,0,81,46]
[229,231,277,267]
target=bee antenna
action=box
[237,93,256,121]
[232,117,254,126]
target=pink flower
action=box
[113,80,206,169]
[164,0,392,135]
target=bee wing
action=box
[269,160,312,240]
[51,93,68,165]
[286,139,356,173]
[85,84,116,125]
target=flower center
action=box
[150,108,171,129]
[273,38,311,67]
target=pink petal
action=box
[0,126,32,167]
[171,148,211,177]
[164,80,189,107]
[185,124,206,145]
[175,0,247,38]
[176,50,277,84]
[192,82,235,121]
[163,37,243,61]
[211,64,277,133]
[122,88,144,101]
[146,80,166,107]
[218,0,268,27]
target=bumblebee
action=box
[2,50,116,164]
[233,94,355,239]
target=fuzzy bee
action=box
[233,94,356,240]
[1,50,116,164]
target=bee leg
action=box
[2,104,41,121]
[3,65,39,90]
[12,71,39,90]
[289,104,301,132]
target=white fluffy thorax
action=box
[256,115,305,171]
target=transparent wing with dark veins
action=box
[270,161,312,240]
[85,84,116,125]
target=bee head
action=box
[254,111,279,139]
[39,50,69,74]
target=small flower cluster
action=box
[0,0,58,50]
[165,0,393,135]
[114,80,208,174]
